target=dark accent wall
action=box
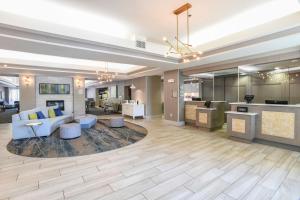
[4,87,9,103]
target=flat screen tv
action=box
[39,83,70,94]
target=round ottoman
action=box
[109,117,124,128]
[60,123,81,139]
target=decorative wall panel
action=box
[262,111,295,139]
[199,113,208,124]
[185,105,197,120]
[232,119,246,134]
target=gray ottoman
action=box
[109,117,124,128]
[60,123,81,139]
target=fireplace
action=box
[46,100,65,111]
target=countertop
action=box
[230,102,300,108]
[225,111,259,116]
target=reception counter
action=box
[185,101,225,130]
[229,102,300,147]
[226,111,259,142]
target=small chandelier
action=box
[163,3,202,63]
[97,62,117,83]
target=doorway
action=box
[124,85,132,100]
[0,75,20,123]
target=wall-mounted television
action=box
[39,83,70,94]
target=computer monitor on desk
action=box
[265,100,288,105]
[192,97,202,101]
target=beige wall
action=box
[73,77,85,116]
[146,76,162,116]
[19,75,36,111]
[132,77,147,105]
[164,70,185,122]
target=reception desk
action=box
[229,103,300,147]
[185,101,225,130]
[226,111,259,142]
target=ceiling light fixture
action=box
[130,83,136,89]
[130,79,136,89]
[163,3,203,63]
[97,62,117,83]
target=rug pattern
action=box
[6,122,147,158]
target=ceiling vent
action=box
[136,40,146,49]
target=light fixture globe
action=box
[96,62,116,83]
[130,84,136,89]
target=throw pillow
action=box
[36,111,46,119]
[28,113,38,120]
[54,108,63,116]
[48,108,56,118]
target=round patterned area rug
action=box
[7,120,147,158]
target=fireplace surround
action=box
[46,100,65,111]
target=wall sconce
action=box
[76,79,83,89]
[23,76,31,86]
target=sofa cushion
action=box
[36,111,46,119]
[54,108,63,116]
[28,113,38,120]
[48,108,56,118]
[19,107,46,120]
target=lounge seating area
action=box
[12,106,73,139]
[11,106,99,140]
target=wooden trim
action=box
[173,3,192,15]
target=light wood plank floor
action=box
[1,117,300,200]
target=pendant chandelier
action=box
[163,3,202,63]
[97,62,117,83]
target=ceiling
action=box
[0,49,146,73]
[49,0,277,44]
[0,0,300,79]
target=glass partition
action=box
[183,58,300,105]
[183,78,200,101]
[184,68,239,111]
[238,58,300,104]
